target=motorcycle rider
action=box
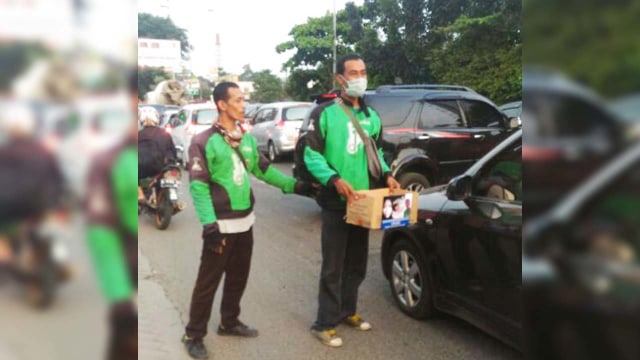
[137,106,177,204]
[0,103,66,271]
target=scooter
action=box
[1,213,72,309]
[139,164,184,230]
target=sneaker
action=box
[181,335,208,359]
[311,328,343,347]
[342,314,372,331]
[217,322,259,337]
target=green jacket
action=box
[304,98,390,210]
[86,140,137,303]
[188,126,297,227]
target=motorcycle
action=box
[139,164,184,230]
[0,213,72,309]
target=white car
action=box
[168,103,218,165]
[249,101,312,161]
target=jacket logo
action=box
[346,122,364,154]
[191,157,203,172]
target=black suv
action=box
[364,85,520,191]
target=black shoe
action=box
[182,334,208,359]
[217,322,259,337]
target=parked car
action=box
[523,139,640,359]
[249,101,312,162]
[160,105,179,128]
[522,69,626,216]
[369,85,520,191]
[381,129,523,350]
[168,103,218,165]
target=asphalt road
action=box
[0,215,107,360]
[138,160,522,360]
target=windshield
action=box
[283,105,311,121]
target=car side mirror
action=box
[446,175,472,201]
[508,116,521,129]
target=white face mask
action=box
[341,76,367,98]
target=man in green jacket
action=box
[85,71,138,360]
[181,82,312,359]
[304,54,400,347]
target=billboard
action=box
[138,38,182,72]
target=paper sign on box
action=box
[346,188,419,230]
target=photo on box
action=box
[381,194,412,229]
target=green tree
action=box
[138,13,193,59]
[137,67,172,100]
[524,0,640,97]
[428,0,522,103]
[239,64,254,81]
[252,70,284,102]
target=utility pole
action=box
[333,0,337,88]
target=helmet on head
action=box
[0,103,36,138]
[138,106,160,127]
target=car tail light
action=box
[165,126,173,134]
[276,119,285,127]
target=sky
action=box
[139,0,363,77]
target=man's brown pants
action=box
[185,228,253,340]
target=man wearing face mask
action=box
[181,82,314,359]
[304,53,400,347]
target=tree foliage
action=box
[138,13,193,59]
[277,0,521,104]
[251,70,284,103]
[524,0,640,97]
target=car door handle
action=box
[417,133,430,140]
[473,134,485,140]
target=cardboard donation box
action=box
[346,188,419,230]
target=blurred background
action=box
[0,0,135,359]
[522,0,640,359]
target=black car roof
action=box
[366,85,497,106]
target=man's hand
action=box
[386,175,401,190]
[334,178,362,204]
[202,223,226,255]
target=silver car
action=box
[249,101,312,161]
[168,103,218,165]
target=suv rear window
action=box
[366,95,415,127]
[461,100,504,128]
[195,109,218,125]
[283,105,310,121]
[419,100,464,128]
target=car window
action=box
[524,92,617,139]
[194,109,217,125]
[254,108,269,124]
[418,100,464,129]
[461,100,504,128]
[265,108,277,122]
[366,95,415,127]
[473,139,522,202]
[283,105,310,121]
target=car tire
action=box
[386,237,435,319]
[268,141,279,162]
[398,172,431,192]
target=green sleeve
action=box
[86,226,133,303]
[190,180,218,224]
[304,114,339,186]
[248,137,296,193]
[112,148,138,234]
[188,137,218,225]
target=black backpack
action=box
[138,137,165,179]
[293,94,339,185]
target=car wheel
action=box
[399,172,431,192]
[386,237,435,319]
[268,142,278,162]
